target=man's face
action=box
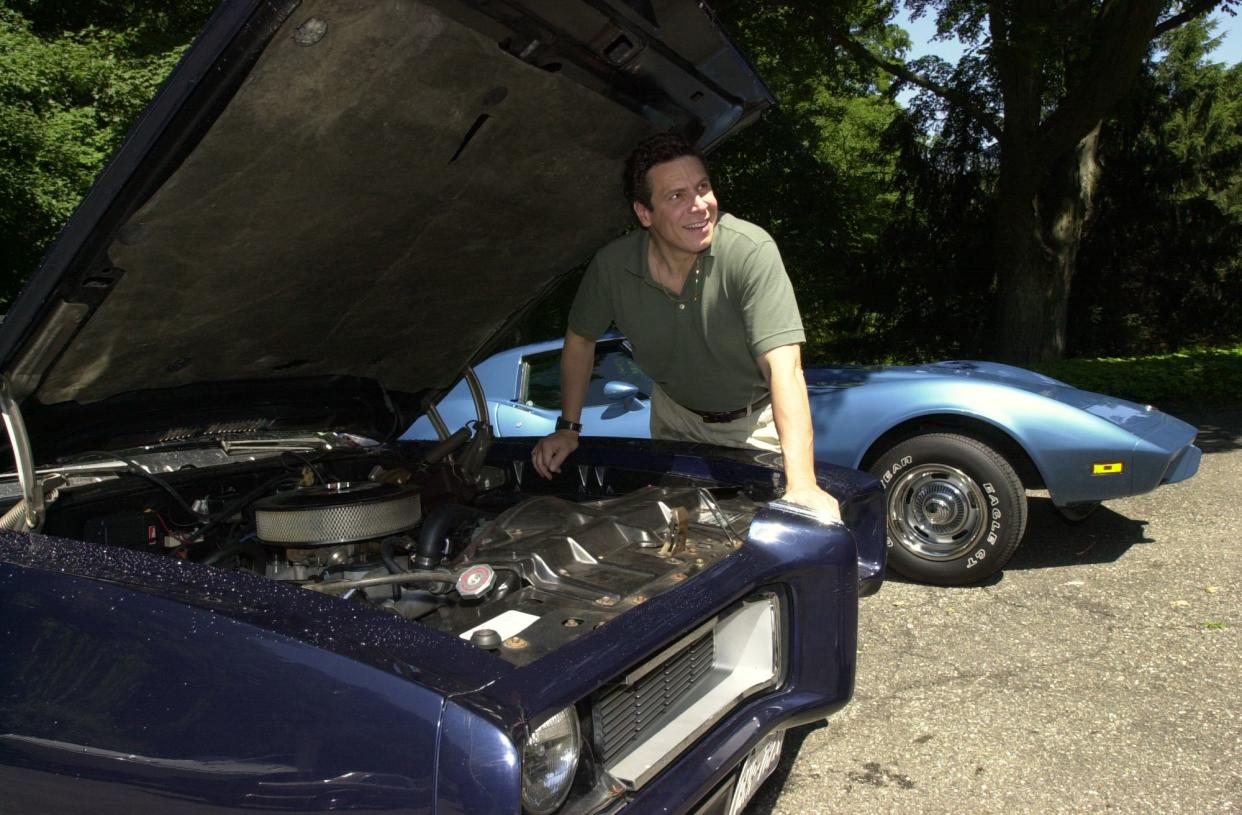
[633,155,717,256]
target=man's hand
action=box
[532,430,580,479]
[758,344,841,523]
[782,481,842,525]
[531,329,595,479]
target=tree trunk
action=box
[993,125,1102,363]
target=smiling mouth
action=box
[685,219,710,230]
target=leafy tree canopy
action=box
[1075,17,1242,354]
[764,0,1238,362]
[0,0,213,307]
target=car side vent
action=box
[590,594,781,790]
[594,631,714,764]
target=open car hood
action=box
[0,0,771,459]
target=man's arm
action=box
[758,343,842,523]
[531,329,596,479]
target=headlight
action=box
[521,706,581,814]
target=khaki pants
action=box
[649,384,780,452]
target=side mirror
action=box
[602,380,644,413]
[603,380,639,401]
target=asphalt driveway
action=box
[749,408,1242,815]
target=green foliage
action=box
[812,1,1242,363]
[709,3,909,362]
[0,1,212,308]
[831,101,997,364]
[1031,345,1242,407]
[1073,19,1242,356]
[805,3,1242,364]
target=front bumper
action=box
[1049,411,1202,506]
[442,505,867,815]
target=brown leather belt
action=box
[685,394,770,424]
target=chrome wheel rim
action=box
[887,464,987,561]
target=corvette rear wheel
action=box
[869,433,1027,585]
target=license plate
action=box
[726,729,784,815]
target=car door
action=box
[494,339,652,438]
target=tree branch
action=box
[1153,0,1224,36]
[1035,0,1164,166]
[787,4,1004,141]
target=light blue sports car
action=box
[405,335,1202,585]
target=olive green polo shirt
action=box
[567,213,805,413]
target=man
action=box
[531,133,840,522]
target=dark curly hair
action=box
[623,132,708,210]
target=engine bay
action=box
[30,439,764,664]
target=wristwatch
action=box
[555,416,583,433]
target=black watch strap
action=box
[555,416,583,433]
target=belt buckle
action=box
[698,396,763,424]
[701,407,741,424]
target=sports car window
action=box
[524,343,652,410]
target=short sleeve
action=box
[735,239,805,357]
[567,253,615,340]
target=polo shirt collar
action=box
[622,212,727,279]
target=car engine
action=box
[31,440,763,664]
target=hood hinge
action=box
[0,375,47,529]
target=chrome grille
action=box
[594,631,715,765]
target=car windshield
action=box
[524,342,652,410]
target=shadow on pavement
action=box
[745,721,827,815]
[1182,407,1242,454]
[879,497,1155,587]
[1003,496,1154,572]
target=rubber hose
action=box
[380,536,411,599]
[415,504,488,570]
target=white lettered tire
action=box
[869,433,1027,585]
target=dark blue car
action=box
[0,1,884,813]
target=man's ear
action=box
[632,200,652,227]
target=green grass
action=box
[1031,345,1242,408]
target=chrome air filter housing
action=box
[254,482,421,545]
